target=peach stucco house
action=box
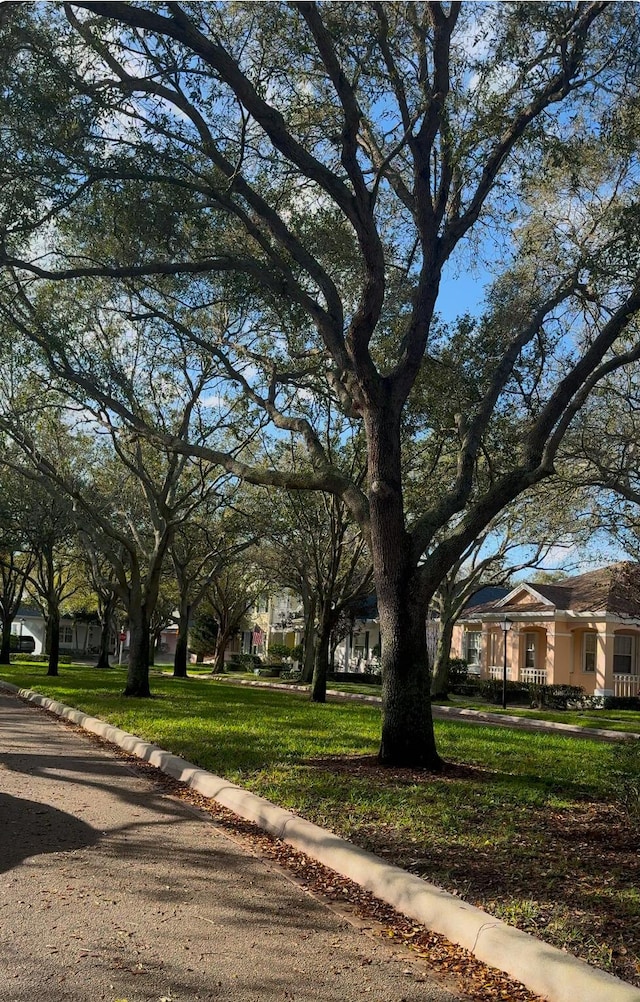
[451,563,640,699]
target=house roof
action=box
[463,586,509,611]
[467,563,640,619]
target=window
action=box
[465,631,482,666]
[583,632,596,673]
[614,635,634,674]
[59,625,73,645]
[524,633,536,669]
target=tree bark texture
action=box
[173,603,190,678]
[301,592,317,684]
[430,619,455,699]
[46,609,60,677]
[366,409,442,770]
[94,620,112,670]
[213,630,231,673]
[123,607,151,696]
[0,615,12,665]
[311,601,338,703]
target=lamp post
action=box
[499,619,512,710]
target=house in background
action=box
[332,595,382,672]
[451,563,640,699]
[11,605,117,658]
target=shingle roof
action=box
[470,563,640,617]
[464,586,509,610]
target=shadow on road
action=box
[0,791,99,873]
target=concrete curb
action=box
[3,679,639,1002]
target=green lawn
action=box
[2,660,639,987]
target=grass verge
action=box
[2,661,639,987]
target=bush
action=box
[267,642,302,663]
[602,695,640,711]
[11,653,72,664]
[265,642,291,660]
[280,668,302,682]
[229,653,262,670]
[446,657,469,688]
[479,679,531,705]
[450,676,483,696]
[529,684,586,709]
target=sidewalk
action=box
[0,690,463,1002]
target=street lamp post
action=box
[499,619,512,710]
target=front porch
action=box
[487,663,640,698]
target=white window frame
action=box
[613,634,634,674]
[582,632,596,673]
[465,631,482,667]
[524,633,537,670]
[59,624,73,645]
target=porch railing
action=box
[488,665,513,681]
[519,668,548,686]
[613,674,640,698]
[487,666,547,686]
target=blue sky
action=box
[437,266,487,323]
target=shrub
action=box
[11,653,72,664]
[479,679,531,705]
[602,695,640,711]
[450,676,483,696]
[280,668,302,682]
[264,645,296,661]
[267,642,302,663]
[529,684,586,709]
[446,657,469,688]
[230,653,262,670]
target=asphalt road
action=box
[0,691,464,1002]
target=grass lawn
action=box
[2,660,640,987]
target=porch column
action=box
[544,622,555,683]
[595,623,615,698]
[480,623,490,675]
[343,631,351,671]
[506,628,518,681]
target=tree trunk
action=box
[148,636,156,667]
[47,608,60,677]
[94,619,112,670]
[311,602,335,703]
[212,629,230,673]
[300,593,317,684]
[123,606,151,696]
[366,407,442,770]
[0,613,12,664]
[430,618,455,700]
[173,602,190,678]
